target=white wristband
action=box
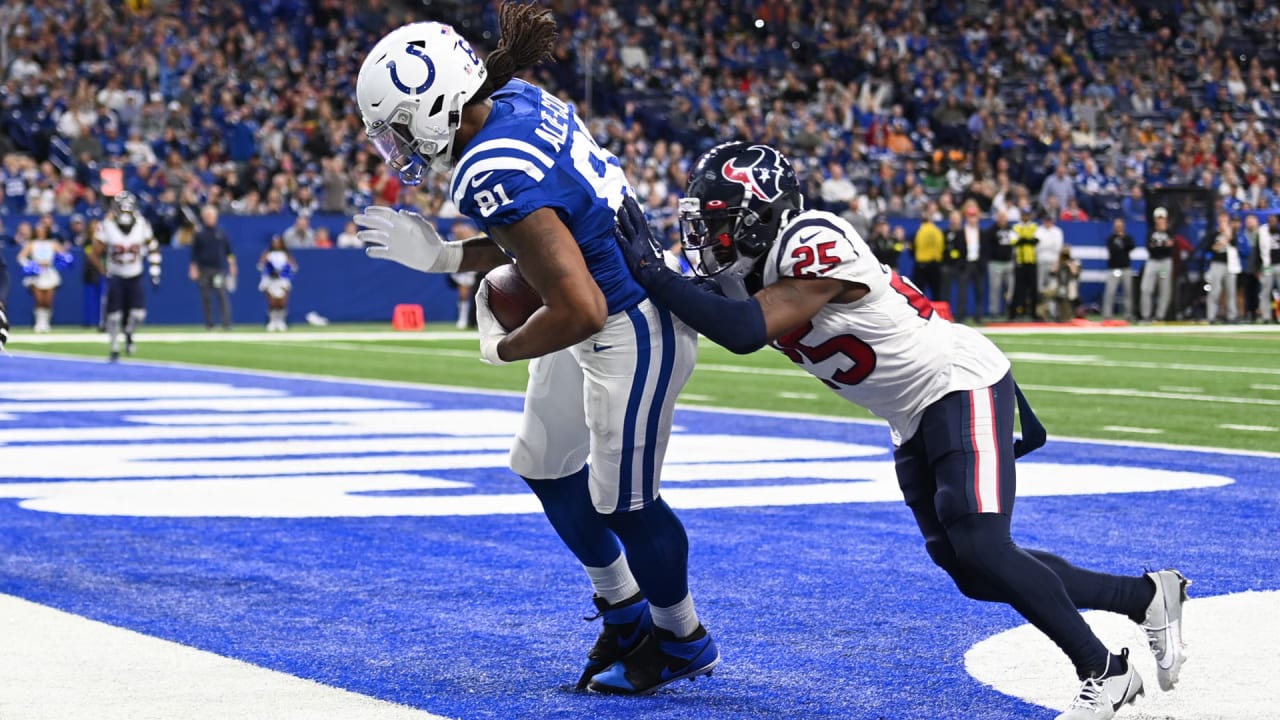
[432,242,464,273]
[479,333,509,365]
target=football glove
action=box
[354,206,463,274]
[474,280,509,365]
[613,195,666,277]
[0,302,9,352]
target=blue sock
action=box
[605,498,689,608]
[523,467,623,569]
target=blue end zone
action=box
[0,355,1275,719]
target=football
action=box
[482,263,543,331]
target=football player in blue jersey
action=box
[352,4,717,694]
[615,142,1189,720]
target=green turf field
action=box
[15,323,1280,452]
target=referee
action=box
[189,205,237,330]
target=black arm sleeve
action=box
[639,268,769,355]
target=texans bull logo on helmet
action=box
[720,145,791,202]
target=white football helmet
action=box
[356,22,487,184]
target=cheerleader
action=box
[16,221,71,333]
[257,235,297,331]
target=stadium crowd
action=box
[1,0,1279,316]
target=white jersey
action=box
[760,210,1011,445]
[98,217,154,278]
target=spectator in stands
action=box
[1141,207,1177,323]
[819,162,857,211]
[282,212,317,249]
[189,205,236,331]
[1060,198,1089,222]
[1102,218,1137,322]
[336,221,362,250]
[911,204,945,300]
[1039,164,1076,215]
[1205,213,1240,324]
[1122,186,1148,226]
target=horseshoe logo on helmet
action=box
[387,43,437,95]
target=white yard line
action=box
[1157,386,1203,393]
[1017,383,1280,407]
[1007,356,1280,376]
[1251,384,1280,391]
[996,338,1280,354]
[1102,425,1165,434]
[13,352,1280,460]
[777,391,821,400]
[1218,424,1278,432]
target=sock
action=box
[605,497,690,608]
[106,313,123,352]
[523,467,624,569]
[35,307,50,330]
[583,553,641,605]
[650,593,700,638]
[456,300,469,328]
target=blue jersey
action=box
[448,80,644,314]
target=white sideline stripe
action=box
[1102,425,1165,434]
[1007,356,1280,376]
[998,338,1280,355]
[1019,384,1280,407]
[0,382,282,400]
[0,397,418,414]
[677,393,717,402]
[1218,424,1278,432]
[15,352,1280,461]
[0,594,450,720]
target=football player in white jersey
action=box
[352,4,716,694]
[93,192,160,361]
[616,142,1189,720]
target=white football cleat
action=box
[1142,569,1189,691]
[1055,649,1144,720]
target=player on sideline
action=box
[615,141,1188,720]
[92,192,160,361]
[352,5,717,694]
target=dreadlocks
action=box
[468,1,558,105]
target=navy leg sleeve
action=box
[604,498,690,608]
[523,466,623,569]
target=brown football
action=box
[482,263,543,331]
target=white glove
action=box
[354,206,463,274]
[474,281,510,365]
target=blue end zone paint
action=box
[0,355,1276,719]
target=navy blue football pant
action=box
[895,372,1151,677]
